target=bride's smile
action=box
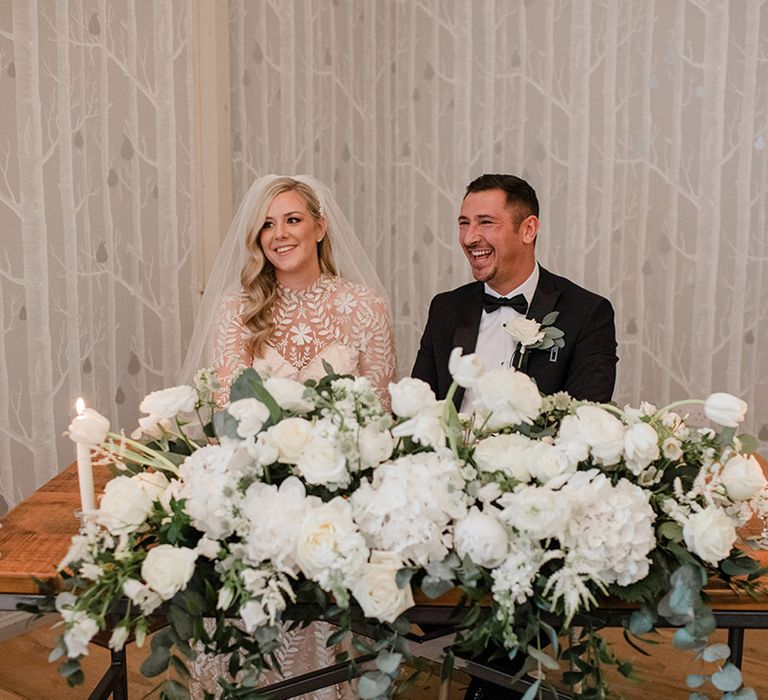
[259,189,327,288]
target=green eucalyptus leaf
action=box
[141,644,171,677]
[48,645,65,663]
[672,627,701,650]
[168,604,194,641]
[711,663,742,692]
[736,434,759,453]
[541,311,559,326]
[658,521,684,543]
[420,574,455,599]
[395,567,416,589]
[686,674,707,688]
[520,678,542,700]
[526,646,559,670]
[159,679,191,700]
[723,688,758,700]
[375,651,403,676]
[212,410,240,441]
[358,671,391,699]
[629,606,656,635]
[701,643,730,663]
[441,648,455,682]
[562,670,585,685]
[59,659,81,678]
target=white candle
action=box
[74,398,96,512]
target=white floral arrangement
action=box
[43,355,768,699]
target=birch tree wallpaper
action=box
[0,0,196,511]
[0,0,766,512]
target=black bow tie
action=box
[482,292,528,315]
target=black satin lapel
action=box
[451,284,483,409]
[453,283,483,355]
[515,270,560,375]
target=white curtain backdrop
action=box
[0,0,766,511]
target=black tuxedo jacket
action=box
[411,267,618,407]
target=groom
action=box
[412,173,618,698]
[412,173,618,411]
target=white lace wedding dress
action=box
[189,274,397,699]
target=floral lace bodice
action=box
[212,275,396,405]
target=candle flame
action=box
[76,397,86,415]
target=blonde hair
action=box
[240,177,337,358]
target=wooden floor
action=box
[0,616,766,698]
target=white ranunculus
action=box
[297,434,348,488]
[721,454,767,501]
[228,398,270,438]
[525,442,576,484]
[555,415,590,465]
[295,497,368,591]
[68,408,110,447]
[131,471,170,501]
[388,377,437,418]
[98,476,153,535]
[448,347,486,388]
[195,536,221,559]
[476,482,503,504]
[574,405,626,466]
[504,317,545,347]
[662,437,683,461]
[108,625,130,652]
[247,431,279,466]
[454,507,509,568]
[138,385,197,432]
[351,551,415,623]
[391,403,445,450]
[473,433,532,482]
[704,393,748,428]
[141,544,197,600]
[623,422,660,475]
[239,600,269,633]
[358,424,394,468]
[472,368,542,429]
[63,611,99,657]
[683,506,737,566]
[267,417,314,464]
[264,376,315,413]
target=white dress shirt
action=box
[460,264,540,413]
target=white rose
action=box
[473,433,532,482]
[358,424,394,468]
[239,600,269,633]
[228,398,270,438]
[721,455,767,501]
[388,377,437,418]
[295,498,368,589]
[683,506,737,566]
[525,442,576,484]
[138,385,197,431]
[448,347,486,388]
[267,417,314,464]
[68,408,110,447]
[351,551,415,623]
[473,368,542,429]
[264,376,315,413]
[141,544,197,600]
[575,405,626,466]
[131,471,170,501]
[623,422,660,475]
[98,475,153,535]
[454,507,509,568]
[662,437,683,461]
[504,317,545,347]
[296,435,348,488]
[704,393,748,428]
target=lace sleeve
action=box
[350,287,397,410]
[211,293,252,403]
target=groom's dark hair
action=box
[464,174,539,219]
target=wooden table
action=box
[2,461,768,699]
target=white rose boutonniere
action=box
[504,311,565,368]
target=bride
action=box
[181,175,397,698]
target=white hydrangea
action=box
[240,476,310,573]
[351,452,469,567]
[559,470,656,587]
[473,432,532,482]
[178,443,253,539]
